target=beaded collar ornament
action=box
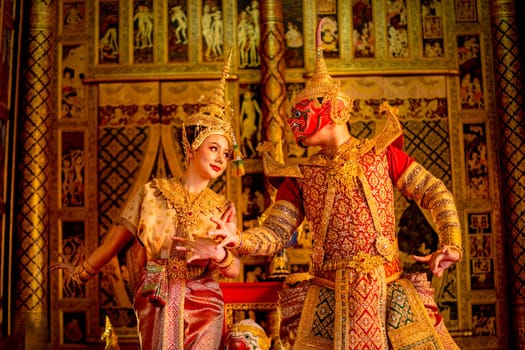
[293,17,352,125]
[182,50,244,176]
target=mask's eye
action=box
[293,109,302,118]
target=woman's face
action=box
[191,134,231,180]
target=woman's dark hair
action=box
[184,124,206,147]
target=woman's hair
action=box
[184,124,205,149]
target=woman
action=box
[51,53,243,349]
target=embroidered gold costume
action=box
[118,179,231,349]
[235,18,462,350]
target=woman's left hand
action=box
[172,236,227,264]
[413,245,461,277]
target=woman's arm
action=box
[50,224,134,283]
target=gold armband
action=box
[237,200,302,256]
[397,162,463,260]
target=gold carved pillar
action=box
[260,0,287,202]
[14,1,55,348]
[490,1,525,348]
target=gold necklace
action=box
[177,178,205,238]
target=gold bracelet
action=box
[216,250,235,271]
[74,264,90,284]
[83,260,98,277]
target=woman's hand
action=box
[172,236,227,264]
[49,256,80,283]
[413,245,461,277]
[207,203,240,249]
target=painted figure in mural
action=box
[134,4,153,49]
[285,21,303,49]
[64,4,84,27]
[202,4,214,60]
[210,8,224,60]
[214,18,462,350]
[240,89,262,157]
[237,2,260,68]
[170,5,188,45]
[98,14,119,62]
[51,53,244,350]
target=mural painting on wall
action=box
[240,84,263,159]
[467,212,495,289]
[61,131,85,207]
[458,34,484,109]
[463,123,489,199]
[385,0,409,58]
[317,0,339,59]
[241,173,265,230]
[454,0,478,22]
[61,43,86,119]
[352,0,375,58]
[472,304,496,337]
[98,0,119,64]
[283,0,304,68]
[202,0,224,62]
[62,1,86,33]
[168,0,189,62]
[133,0,154,63]
[60,221,87,299]
[237,0,261,69]
[421,0,445,58]
[63,311,87,344]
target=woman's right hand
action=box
[208,203,240,249]
[49,258,80,283]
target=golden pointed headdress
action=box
[293,17,352,124]
[183,49,244,175]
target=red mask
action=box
[288,99,332,145]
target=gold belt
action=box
[311,251,386,274]
[157,258,206,280]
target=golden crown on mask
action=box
[182,49,244,176]
[293,16,352,125]
[228,319,271,350]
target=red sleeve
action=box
[387,144,415,184]
[275,177,303,210]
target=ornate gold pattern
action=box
[182,51,238,160]
[153,178,229,240]
[310,251,386,274]
[386,279,449,350]
[16,0,55,316]
[238,200,302,257]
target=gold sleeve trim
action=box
[237,200,302,256]
[396,162,463,259]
